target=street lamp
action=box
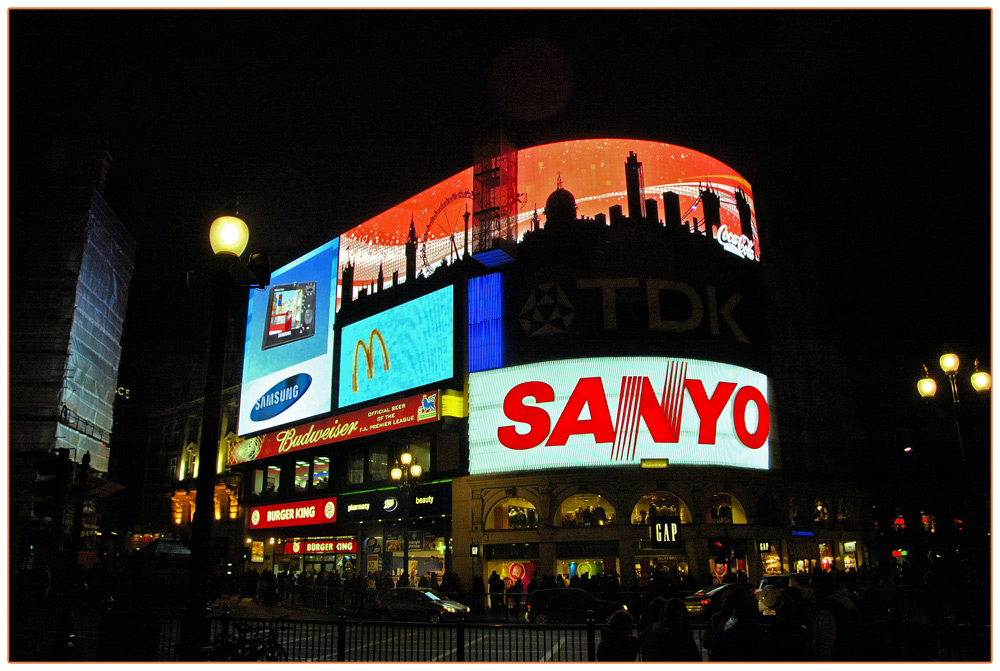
[915,350,990,564]
[179,213,269,660]
[390,451,422,586]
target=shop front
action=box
[757,539,786,576]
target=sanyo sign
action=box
[468,357,770,474]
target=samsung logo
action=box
[251,374,312,421]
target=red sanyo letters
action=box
[497,373,768,452]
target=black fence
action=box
[99,588,990,662]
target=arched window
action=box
[630,491,692,525]
[554,493,616,527]
[485,497,539,530]
[705,493,747,524]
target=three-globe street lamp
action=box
[179,214,269,660]
[915,351,990,563]
[390,452,422,586]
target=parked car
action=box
[524,588,627,624]
[682,583,755,621]
[376,587,470,622]
[755,573,813,616]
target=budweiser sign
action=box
[228,392,439,465]
[469,357,770,474]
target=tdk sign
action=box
[251,374,311,421]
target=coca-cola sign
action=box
[469,357,770,474]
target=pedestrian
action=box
[471,575,486,613]
[641,598,700,661]
[769,586,810,660]
[488,571,506,614]
[597,610,641,661]
[720,588,772,660]
[811,571,861,660]
[702,591,734,661]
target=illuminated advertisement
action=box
[283,539,358,554]
[337,285,454,408]
[227,391,440,465]
[249,496,338,530]
[240,238,339,435]
[336,139,757,304]
[469,357,769,474]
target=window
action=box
[312,456,330,489]
[266,465,281,493]
[706,493,748,524]
[486,497,538,530]
[294,461,310,492]
[348,449,364,485]
[370,449,389,482]
[555,493,615,527]
[631,491,691,525]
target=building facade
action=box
[10,146,136,571]
[220,138,874,592]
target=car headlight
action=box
[443,604,457,612]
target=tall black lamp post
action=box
[916,351,990,562]
[178,215,268,659]
[390,452,422,586]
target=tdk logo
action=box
[251,374,311,421]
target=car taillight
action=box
[700,599,710,605]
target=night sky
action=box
[9,9,993,468]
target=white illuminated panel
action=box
[469,357,769,474]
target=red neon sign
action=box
[249,497,337,529]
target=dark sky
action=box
[10,9,993,454]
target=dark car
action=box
[682,583,755,621]
[376,587,470,622]
[524,588,627,624]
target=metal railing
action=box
[104,588,990,662]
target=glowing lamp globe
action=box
[971,363,992,392]
[917,374,937,398]
[939,353,960,375]
[390,467,403,481]
[410,463,423,479]
[209,215,249,256]
[400,452,413,466]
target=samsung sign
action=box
[469,357,770,474]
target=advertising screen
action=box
[239,238,339,435]
[469,357,769,474]
[337,285,454,408]
[336,139,758,306]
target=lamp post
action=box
[390,452,422,586]
[916,351,990,563]
[178,214,268,660]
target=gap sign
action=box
[469,357,770,474]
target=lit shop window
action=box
[921,513,935,533]
[631,491,692,525]
[312,456,330,489]
[295,461,310,492]
[705,493,747,524]
[555,493,616,527]
[486,497,538,530]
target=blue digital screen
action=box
[239,238,339,435]
[338,285,454,407]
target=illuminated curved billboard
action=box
[468,357,770,474]
[337,139,758,307]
